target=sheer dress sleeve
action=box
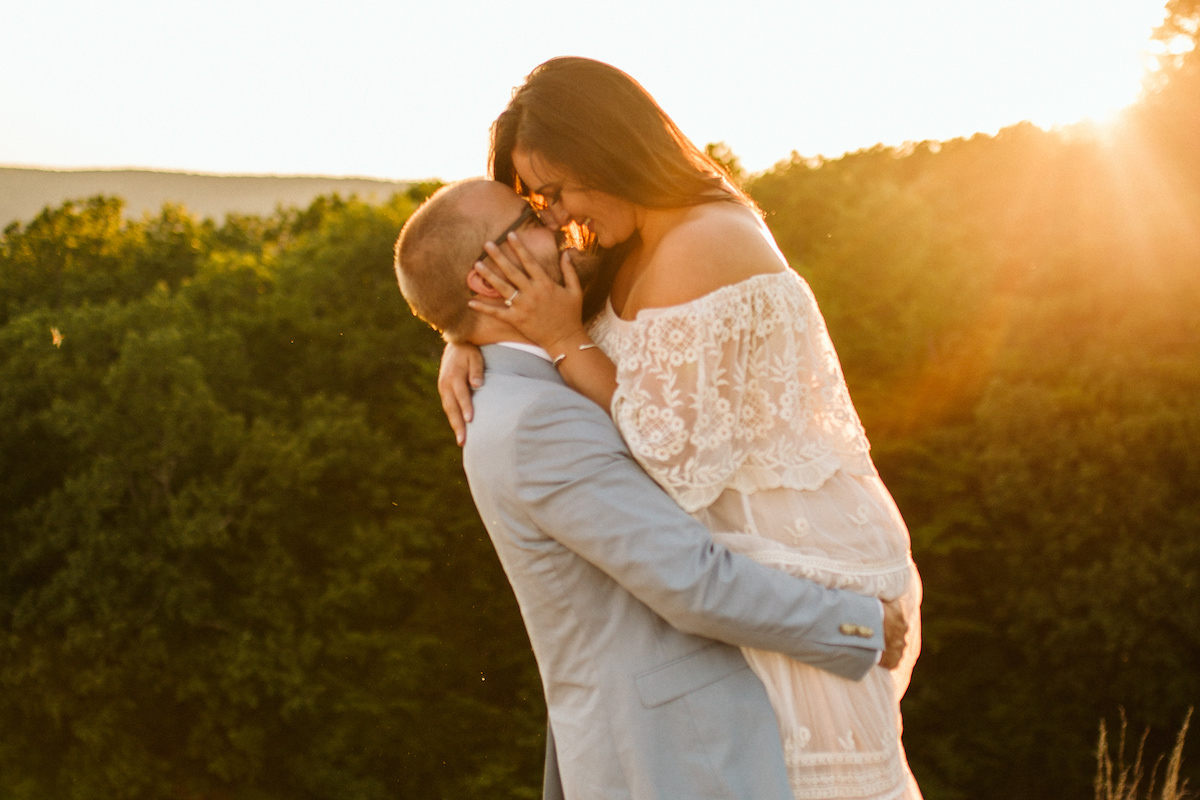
[589,271,875,514]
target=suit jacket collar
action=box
[480,343,567,385]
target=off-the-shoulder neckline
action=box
[606,269,802,324]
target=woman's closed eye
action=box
[530,186,563,213]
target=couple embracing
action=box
[396,57,923,800]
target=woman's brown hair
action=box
[488,57,754,211]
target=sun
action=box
[1024,3,1173,131]
[1027,55,1150,130]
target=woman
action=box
[446,57,923,800]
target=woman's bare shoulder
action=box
[635,204,788,310]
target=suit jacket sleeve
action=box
[505,390,884,681]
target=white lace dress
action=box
[589,270,923,800]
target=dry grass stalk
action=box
[1095,707,1193,800]
[1160,708,1193,800]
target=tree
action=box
[747,88,1200,798]
[0,193,545,799]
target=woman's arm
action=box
[438,342,484,445]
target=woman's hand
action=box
[438,341,484,446]
[468,230,586,357]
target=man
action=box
[394,178,906,800]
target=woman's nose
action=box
[538,204,570,229]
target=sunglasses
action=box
[476,203,541,265]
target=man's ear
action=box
[466,266,504,299]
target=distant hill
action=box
[0,167,411,228]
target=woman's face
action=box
[512,147,639,248]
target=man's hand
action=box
[879,599,908,670]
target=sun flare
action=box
[1022,5,1177,132]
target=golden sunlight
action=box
[1028,58,1149,129]
[1019,5,1173,130]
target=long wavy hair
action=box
[488,57,757,315]
[489,57,752,210]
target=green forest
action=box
[3,5,1198,798]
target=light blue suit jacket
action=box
[462,345,885,800]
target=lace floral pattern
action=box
[589,271,874,513]
[784,730,908,800]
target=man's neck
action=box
[462,326,552,360]
[469,334,532,347]
[467,318,535,349]
[490,341,553,361]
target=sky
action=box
[0,0,1172,182]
